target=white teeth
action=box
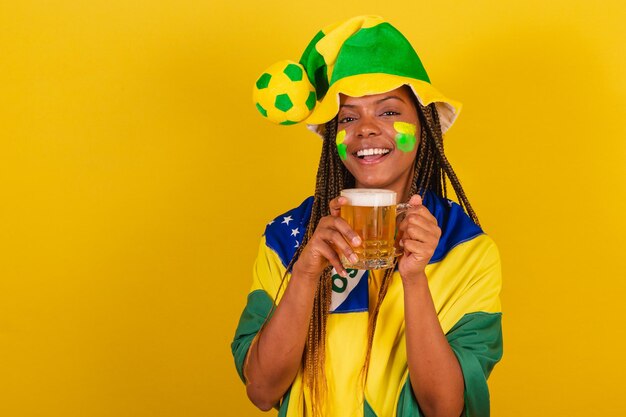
[356,148,390,157]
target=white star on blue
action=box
[291,228,300,237]
[281,215,293,225]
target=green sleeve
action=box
[449,312,503,416]
[230,289,274,383]
[397,312,503,417]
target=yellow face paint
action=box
[336,130,347,160]
[394,121,417,153]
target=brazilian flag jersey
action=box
[232,192,503,417]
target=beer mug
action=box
[339,188,409,270]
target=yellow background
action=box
[1,1,625,416]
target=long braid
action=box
[290,119,353,417]
[360,266,394,385]
[421,103,480,225]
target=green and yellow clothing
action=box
[232,192,502,417]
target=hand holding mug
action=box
[397,194,442,279]
[292,196,362,280]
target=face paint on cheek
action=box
[393,121,417,153]
[336,129,347,160]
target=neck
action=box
[354,167,415,204]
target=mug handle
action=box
[397,202,411,217]
[394,203,412,256]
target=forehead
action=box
[339,86,415,107]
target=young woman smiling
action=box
[233,16,502,417]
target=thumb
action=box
[408,193,423,206]
[329,196,348,217]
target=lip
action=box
[351,147,393,165]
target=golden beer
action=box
[340,189,398,270]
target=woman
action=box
[232,16,502,417]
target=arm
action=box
[244,266,318,411]
[397,194,464,417]
[244,197,361,410]
[402,273,465,417]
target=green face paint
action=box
[336,130,347,160]
[337,143,347,160]
[394,121,417,153]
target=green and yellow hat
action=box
[253,15,461,133]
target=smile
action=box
[355,148,391,159]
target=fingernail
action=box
[341,269,349,278]
[352,236,361,245]
[349,253,358,263]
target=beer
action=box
[340,189,398,270]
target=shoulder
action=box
[263,196,315,268]
[422,191,486,264]
[421,194,502,331]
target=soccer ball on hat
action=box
[253,60,317,125]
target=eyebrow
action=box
[340,95,406,109]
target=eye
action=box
[381,110,400,117]
[338,116,356,124]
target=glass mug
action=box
[339,188,409,270]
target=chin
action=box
[354,178,394,190]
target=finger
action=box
[322,229,360,265]
[408,193,423,206]
[406,205,437,220]
[315,217,361,255]
[402,239,423,256]
[419,205,438,226]
[402,212,440,241]
[404,225,439,245]
[316,243,349,277]
[401,239,434,262]
[329,196,348,217]
[406,213,441,237]
[405,205,438,226]
[397,209,419,231]
[327,216,362,247]
[397,217,407,233]
[398,212,438,237]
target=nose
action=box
[356,115,381,138]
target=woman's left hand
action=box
[397,194,441,281]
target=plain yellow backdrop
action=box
[1,1,625,416]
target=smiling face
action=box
[336,86,421,201]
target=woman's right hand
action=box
[292,196,362,280]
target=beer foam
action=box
[340,189,397,206]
